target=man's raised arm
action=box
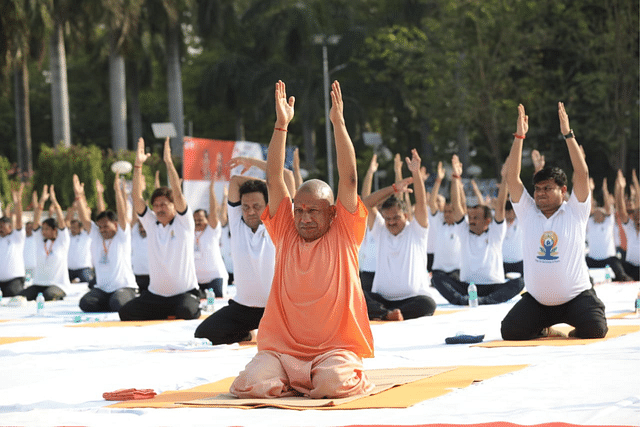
[162,137,187,213]
[559,102,589,202]
[406,149,428,229]
[330,81,358,213]
[505,104,528,203]
[133,138,151,216]
[266,80,295,216]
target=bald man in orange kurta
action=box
[230,80,374,399]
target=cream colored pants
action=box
[230,349,374,399]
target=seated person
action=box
[74,173,137,312]
[66,214,94,284]
[501,103,607,340]
[118,137,201,321]
[432,157,524,305]
[0,184,26,297]
[585,178,632,281]
[429,161,462,279]
[230,80,374,399]
[362,149,436,321]
[614,170,640,281]
[502,200,524,277]
[20,185,70,301]
[193,180,228,298]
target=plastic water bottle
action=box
[36,292,45,316]
[206,288,215,312]
[635,290,640,315]
[604,265,612,283]
[468,282,478,308]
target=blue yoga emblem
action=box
[537,231,559,260]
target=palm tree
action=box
[0,0,53,178]
[49,0,72,148]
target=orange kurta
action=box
[258,197,374,360]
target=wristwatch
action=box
[563,129,575,139]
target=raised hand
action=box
[49,185,59,207]
[11,182,24,205]
[228,157,253,174]
[73,175,85,198]
[516,104,529,136]
[558,102,571,135]
[329,80,344,125]
[394,177,414,194]
[135,137,151,166]
[368,154,379,174]
[405,148,422,174]
[616,169,626,189]
[95,178,104,194]
[451,154,463,177]
[275,80,295,127]
[420,166,429,182]
[531,149,545,173]
[39,185,50,205]
[163,137,172,164]
[436,161,445,181]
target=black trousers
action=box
[503,261,524,276]
[19,284,66,301]
[621,260,640,281]
[365,291,436,320]
[585,256,632,282]
[0,277,25,297]
[118,289,201,320]
[79,287,137,312]
[135,275,150,293]
[194,299,264,345]
[431,270,524,306]
[501,288,608,340]
[198,277,224,298]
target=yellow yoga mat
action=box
[474,324,639,348]
[66,315,210,328]
[608,311,640,320]
[370,309,463,325]
[107,364,527,410]
[0,336,43,345]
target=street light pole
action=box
[321,43,334,190]
[313,34,340,191]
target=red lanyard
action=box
[195,229,205,248]
[44,240,54,256]
[102,238,113,257]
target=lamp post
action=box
[313,34,341,190]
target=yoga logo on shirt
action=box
[537,231,559,261]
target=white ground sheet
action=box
[0,274,638,426]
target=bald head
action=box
[296,179,334,205]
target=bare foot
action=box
[541,327,567,338]
[384,309,404,321]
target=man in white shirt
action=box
[131,220,150,292]
[585,179,631,281]
[20,185,70,301]
[432,156,523,305]
[23,221,37,283]
[67,219,94,284]
[614,170,639,281]
[193,181,228,298]
[502,201,524,276]
[195,176,275,344]
[118,137,201,320]
[429,161,461,279]
[73,174,137,312]
[0,184,26,296]
[362,149,436,321]
[501,103,607,340]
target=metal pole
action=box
[322,44,334,190]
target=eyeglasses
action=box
[534,185,561,193]
[152,201,172,209]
